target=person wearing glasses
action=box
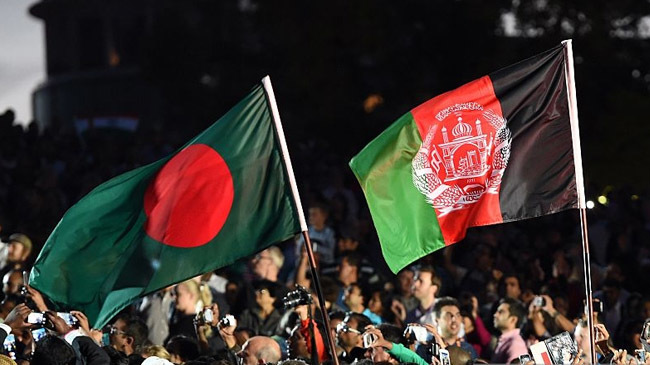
[108,313,149,357]
[336,312,371,363]
[432,296,477,360]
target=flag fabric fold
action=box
[30,80,301,327]
[350,43,581,273]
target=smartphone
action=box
[3,334,16,360]
[27,312,46,325]
[518,354,532,363]
[439,348,451,365]
[57,312,79,326]
[32,327,47,342]
[636,349,646,363]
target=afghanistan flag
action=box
[350,42,584,273]
[30,77,302,327]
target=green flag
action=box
[30,77,302,328]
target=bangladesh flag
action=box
[30,77,302,327]
[350,42,584,273]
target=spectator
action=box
[336,312,371,363]
[405,266,440,325]
[492,298,527,364]
[237,336,281,365]
[432,296,477,359]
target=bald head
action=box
[238,336,281,365]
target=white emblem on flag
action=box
[412,103,511,216]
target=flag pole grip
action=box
[302,231,341,365]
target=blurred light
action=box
[363,94,384,113]
[586,200,595,209]
[631,195,640,201]
[597,195,608,205]
[109,48,120,67]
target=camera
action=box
[583,299,604,314]
[362,333,377,348]
[404,324,432,343]
[282,285,312,309]
[218,314,236,329]
[533,296,546,307]
[194,308,214,326]
[518,354,532,364]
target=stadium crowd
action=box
[1,108,650,365]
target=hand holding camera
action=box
[4,304,32,334]
[282,285,312,310]
[361,326,390,350]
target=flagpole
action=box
[262,76,341,365]
[562,39,596,364]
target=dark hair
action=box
[433,296,461,319]
[166,335,200,362]
[253,279,278,298]
[417,265,441,291]
[32,335,76,365]
[340,253,360,269]
[500,297,526,328]
[124,317,149,352]
[376,323,404,345]
[345,312,372,331]
[329,310,347,321]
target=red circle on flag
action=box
[143,144,234,248]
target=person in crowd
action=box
[138,287,174,346]
[458,292,491,357]
[165,335,200,363]
[237,336,281,365]
[342,283,381,325]
[492,297,528,364]
[336,312,371,363]
[0,234,31,282]
[395,268,418,313]
[433,296,477,359]
[287,304,326,362]
[405,266,440,325]
[362,325,428,365]
[108,313,150,357]
[305,203,336,266]
[168,279,213,340]
[2,269,23,299]
[238,280,282,337]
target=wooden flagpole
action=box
[262,76,341,365]
[562,39,597,364]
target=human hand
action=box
[26,286,49,312]
[363,326,392,350]
[541,295,557,316]
[390,300,406,321]
[70,310,90,334]
[4,304,32,334]
[611,349,635,365]
[422,323,445,348]
[571,349,585,365]
[44,311,71,335]
[294,305,309,321]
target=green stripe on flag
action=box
[349,112,445,273]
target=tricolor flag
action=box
[30,77,302,327]
[350,42,584,273]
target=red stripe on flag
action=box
[410,76,506,244]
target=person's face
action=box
[251,250,274,278]
[336,318,362,350]
[330,318,343,345]
[308,207,327,227]
[7,242,25,263]
[288,325,308,358]
[3,272,22,295]
[437,305,462,338]
[338,258,356,280]
[493,303,513,331]
[109,319,132,355]
[345,286,363,308]
[575,325,593,363]
[254,288,275,308]
[505,277,521,299]
[368,292,383,314]
[398,270,414,295]
[174,284,196,314]
[412,271,434,300]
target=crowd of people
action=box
[1,108,650,365]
